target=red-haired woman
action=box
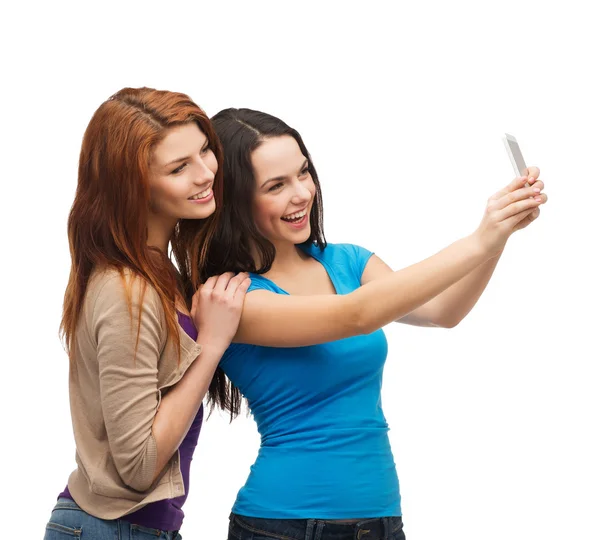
[43,88,250,540]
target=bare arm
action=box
[360,253,502,328]
[235,234,488,346]
[360,172,547,328]
[235,175,545,347]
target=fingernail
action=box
[529,177,535,183]
[533,187,541,193]
[535,196,542,201]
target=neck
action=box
[267,241,308,275]
[147,214,177,255]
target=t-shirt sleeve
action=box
[349,244,374,282]
[247,276,278,293]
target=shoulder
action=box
[306,242,372,260]
[248,273,281,293]
[334,243,373,261]
[309,243,374,276]
[87,267,162,315]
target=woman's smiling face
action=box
[251,135,315,249]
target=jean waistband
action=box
[230,513,403,540]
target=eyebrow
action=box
[163,139,210,167]
[261,159,309,188]
[165,155,190,167]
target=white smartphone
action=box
[503,133,530,185]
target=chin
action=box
[292,227,312,244]
[191,201,217,220]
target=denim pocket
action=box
[228,520,245,540]
[131,523,168,539]
[44,500,118,540]
[44,521,82,538]
[228,520,270,540]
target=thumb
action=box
[513,208,538,232]
[191,291,198,317]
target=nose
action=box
[290,179,312,204]
[193,156,215,185]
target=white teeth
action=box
[282,209,307,221]
[190,188,212,200]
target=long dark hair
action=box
[201,108,327,417]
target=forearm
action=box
[424,251,503,327]
[355,234,491,333]
[150,344,224,480]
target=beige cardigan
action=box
[66,269,202,519]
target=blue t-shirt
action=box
[220,243,401,519]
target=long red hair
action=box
[61,87,223,358]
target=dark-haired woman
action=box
[200,108,547,540]
[43,88,250,540]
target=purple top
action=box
[59,312,203,531]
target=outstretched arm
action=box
[361,170,546,328]
[360,253,502,328]
[234,174,546,347]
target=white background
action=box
[1,1,598,539]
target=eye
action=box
[170,163,187,175]
[268,182,284,192]
[201,143,212,155]
[300,166,310,176]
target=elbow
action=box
[115,439,159,493]
[119,459,157,492]
[124,475,154,493]
[441,320,460,329]
[431,307,466,329]
[436,315,462,329]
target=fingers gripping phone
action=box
[503,133,530,186]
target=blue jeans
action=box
[228,513,406,540]
[43,498,182,540]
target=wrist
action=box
[195,336,229,357]
[464,232,490,261]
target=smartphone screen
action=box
[505,136,527,177]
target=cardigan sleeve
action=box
[92,273,165,492]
